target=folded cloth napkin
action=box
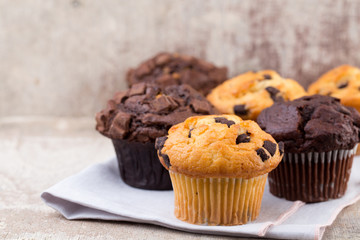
[41,157,360,240]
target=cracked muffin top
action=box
[95,83,218,143]
[155,115,283,178]
[257,95,360,153]
[207,70,306,120]
[126,52,228,96]
[308,65,360,112]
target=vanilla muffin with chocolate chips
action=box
[308,65,360,112]
[207,70,306,120]
[96,83,218,190]
[126,52,228,95]
[156,115,283,225]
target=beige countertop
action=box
[1,117,359,240]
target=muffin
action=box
[96,83,218,190]
[155,115,283,225]
[257,95,360,202]
[207,70,306,120]
[308,65,360,112]
[126,52,228,96]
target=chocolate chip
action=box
[236,134,250,144]
[155,136,171,167]
[155,136,168,150]
[234,104,248,116]
[112,112,132,131]
[214,117,235,128]
[265,86,284,102]
[263,74,272,80]
[263,140,277,156]
[113,91,128,104]
[161,153,171,168]
[256,148,270,162]
[278,141,284,155]
[188,128,193,138]
[337,82,348,89]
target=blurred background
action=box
[1,0,360,118]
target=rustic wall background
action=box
[1,0,360,117]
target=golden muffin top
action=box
[308,65,360,112]
[206,70,306,120]
[155,115,283,179]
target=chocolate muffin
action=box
[126,52,228,96]
[96,83,218,190]
[257,95,360,202]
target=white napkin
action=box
[41,157,360,240]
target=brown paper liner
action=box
[268,145,358,202]
[112,139,172,190]
[170,172,268,225]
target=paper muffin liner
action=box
[268,144,358,202]
[356,145,360,156]
[169,172,268,225]
[112,139,172,190]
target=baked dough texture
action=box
[207,70,306,120]
[156,115,283,179]
[308,65,360,112]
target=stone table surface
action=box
[1,117,359,240]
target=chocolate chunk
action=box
[108,111,131,139]
[161,153,171,168]
[156,74,177,85]
[256,148,270,162]
[155,53,171,66]
[278,141,284,155]
[155,136,168,150]
[190,99,211,113]
[108,124,127,139]
[337,82,348,89]
[95,111,106,132]
[136,61,155,77]
[236,134,250,144]
[96,83,218,143]
[129,83,146,96]
[112,112,132,130]
[265,86,284,102]
[151,95,178,112]
[263,140,277,156]
[113,91,128,104]
[214,117,235,128]
[188,128,193,138]
[234,104,248,116]
[263,74,272,80]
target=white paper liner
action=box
[170,172,268,225]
